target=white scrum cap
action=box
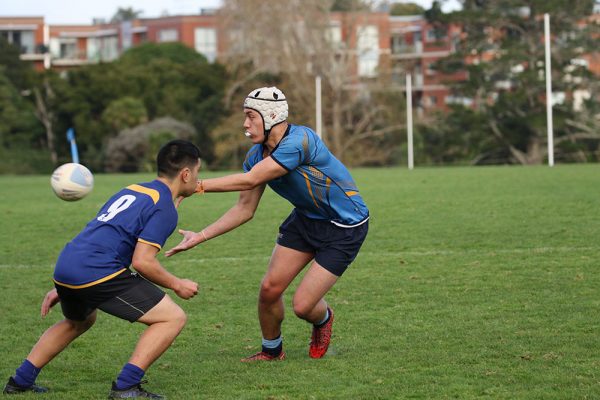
[243,87,288,131]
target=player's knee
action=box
[68,313,96,333]
[168,306,188,331]
[292,298,312,320]
[258,280,284,304]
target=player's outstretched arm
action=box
[132,242,199,299]
[166,184,266,257]
[202,157,286,192]
[40,288,60,317]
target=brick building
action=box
[1,10,598,113]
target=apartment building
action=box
[1,10,597,113]
[388,15,467,113]
[0,16,49,69]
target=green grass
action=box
[1,165,600,399]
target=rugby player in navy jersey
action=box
[3,140,201,398]
[167,87,369,362]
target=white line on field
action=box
[174,246,597,263]
[0,264,54,269]
[0,246,595,270]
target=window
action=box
[87,38,99,61]
[426,28,447,42]
[413,31,422,52]
[100,36,119,61]
[0,30,35,54]
[194,27,217,62]
[391,35,407,54]
[425,61,437,75]
[326,23,342,48]
[53,38,77,59]
[357,25,379,78]
[158,29,178,42]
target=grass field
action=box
[1,164,599,399]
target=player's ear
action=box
[181,167,192,183]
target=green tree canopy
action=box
[0,37,35,90]
[44,42,226,170]
[430,0,600,164]
[110,7,143,23]
[390,2,425,15]
[330,0,370,11]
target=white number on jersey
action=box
[97,194,136,222]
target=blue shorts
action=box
[276,210,369,276]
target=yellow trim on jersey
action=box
[138,238,162,250]
[127,184,160,204]
[53,268,127,289]
[302,171,320,209]
[345,191,359,197]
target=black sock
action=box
[262,342,282,357]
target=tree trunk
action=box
[33,80,57,164]
[331,93,343,159]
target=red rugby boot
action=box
[309,307,334,359]
[241,351,286,362]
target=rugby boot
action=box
[241,351,286,362]
[3,377,48,394]
[309,307,334,359]
[108,380,164,399]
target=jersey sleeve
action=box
[243,145,262,173]
[270,130,311,171]
[137,208,177,250]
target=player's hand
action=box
[41,288,60,317]
[165,230,203,257]
[174,278,199,299]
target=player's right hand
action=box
[165,229,203,257]
[174,278,199,299]
[41,288,60,317]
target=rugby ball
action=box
[50,163,94,201]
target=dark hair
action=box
[157,140,201,178]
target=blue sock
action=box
[315,308,330,327]
[13,359,41,388]
[261,335,283,356]
[115,363,145,390]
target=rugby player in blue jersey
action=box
[167,87,369,361]
[4,140,201,398]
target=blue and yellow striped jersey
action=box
[53,180,177,288]
[243,124,369,226]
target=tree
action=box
[104,117,196,172]
[101,97,148,133]
[390,2,425,15]
[47,43,226,170]
[0,37,35,90]
[220,0,405,166]
[330,0,371,11]
[110,7,143,23]
[433,0,600,164]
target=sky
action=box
[2,0,461,25]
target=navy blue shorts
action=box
[55,269,166,322]
[276,210,369,276]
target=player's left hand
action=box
[41,288,60,317]
[165,229,203,257]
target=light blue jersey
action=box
[54,180,177,287]
[243,124,369,226]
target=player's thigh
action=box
[137,295,185,326]
[293,261,339,310]
[263,244,315,291]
